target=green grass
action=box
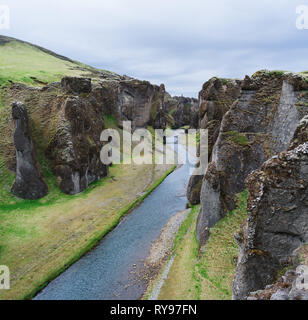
[196,190,248,299]
[158,205,201,300]
[267,70,286,77]
[103,114,118,129]
[22,164,177,300]
[173,205,199,252]
[224,131,250,146]
[158,190,248,300]
[0,41,90,86]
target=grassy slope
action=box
[158,191,248,300]
[0,36,120,86]
[0,40,86,86]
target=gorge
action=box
[0,35,308,301]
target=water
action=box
[34,132,195,300]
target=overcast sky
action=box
[2,0,308,96]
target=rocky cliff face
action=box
[11,102,48,199]
[96,79,166,130]
[172,96,199,129]
[187,78,241,206]
[232,142,308,299]
[45,79,108,195]
[2,76,168,197]
[195,72,308,247]
[247,245,308,300]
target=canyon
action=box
[0,35,308,300]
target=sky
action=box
[1,0,308,97]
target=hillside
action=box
[0,35,123,86]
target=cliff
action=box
[186,70,308,300]
[0,36,168,198]
[192,71,308,247]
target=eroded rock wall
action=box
[197,72,308,246]
[232,142,308,300]
[3,76,167,196]
[11,102,48,199]
[187,78,241,206]
[172,96,198,129]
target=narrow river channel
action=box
[35,131,196,300]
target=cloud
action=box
[2,0,308,96]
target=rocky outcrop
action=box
[289,115,308,151]
[153,84,167,130]
[11,102,48,199]
[232,142,308,300]
[61,77,92,94]
[46,93,108,195]
[186,78,241,207]
[247,245,308,300]
[97,80,167,130]
[186,172,203,205]
[3,76,171,196]
[172,96,198,129]
[197,72,308,246]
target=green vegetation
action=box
[224,131,250,146]
[159,190,248,300]
[103,114,118,129]
[196,190,248,299]
[22,164,176,300]
[267,70,286,77]
[0,158,176,300]
[0,40,92,86]
[196,131,200,143]
[296,101,308,108]
[158,205,201,300]
[221,78,229,85]
[173,205,199,252]
[252,70,287,79]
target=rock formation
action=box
[186,77,241,207]
[233,142,308,299]
[61,77,92,94]
[97,80,167,130]
[172,96,198,129]
[246,245,308,300]
[11,102,48,199]
[4,76,171,196]
[186,173,204,205]
[46,92,108,195]
[196,72,308,246]
[153,84,167,130]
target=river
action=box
[34,131,195,300]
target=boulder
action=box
[186,171,203,205]
[11,102,48,199]
[245,245,308,300]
